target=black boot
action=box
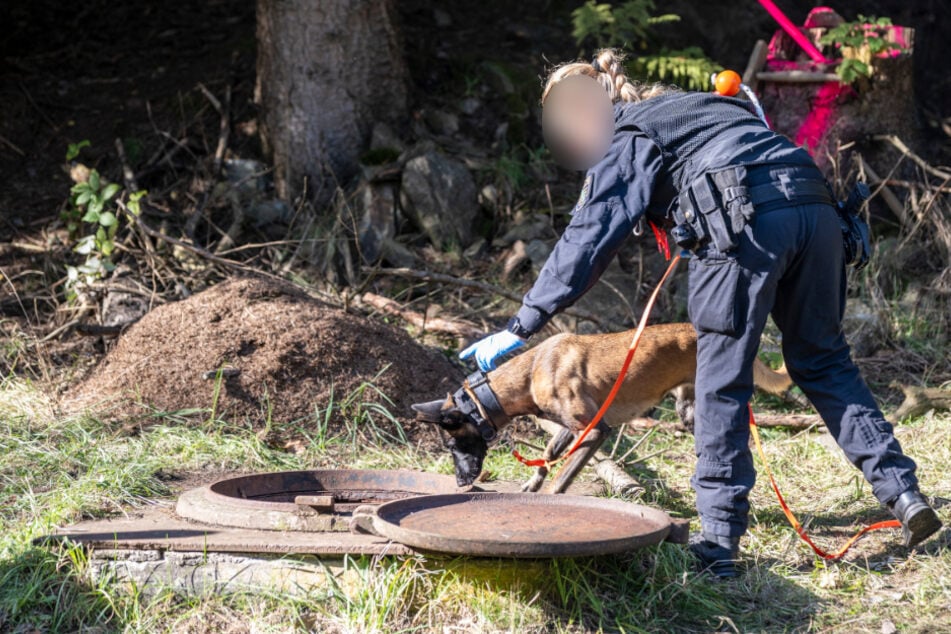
[889,490,942,548]
[689,533,741,578]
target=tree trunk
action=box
[255,0,407,206]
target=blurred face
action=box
[542,74,614,171]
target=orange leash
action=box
[512,252,682,469]
[749,405,901,559]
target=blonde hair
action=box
[541,48,676,105]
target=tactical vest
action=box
[615,92,803,192]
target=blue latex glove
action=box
[459,330,526,372]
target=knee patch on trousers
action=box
[695,458,734,481]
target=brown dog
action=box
[412,322,796,492]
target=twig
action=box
[0,133,25,157]
[119,200,260,272]
[884,179,951,194]
[873,135,951,181]
[361,292,484,338]
[75,323,124,336]
[858,156,907,225]
[197,82,231,176]
[593,451,645,498]
[114,137,139,192]
[891,383,951,420]
[362,266,613,329]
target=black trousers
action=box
[687,201,919,538]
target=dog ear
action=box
[411,397,452,424]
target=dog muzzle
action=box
[453,371,509,443]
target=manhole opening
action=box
[176,469,461,532]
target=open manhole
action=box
[176,469,462,532]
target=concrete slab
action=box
[39,506,417,556]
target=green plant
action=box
[571,0,678,49]
[62,142,146,300]
[820,15,900,84]
[571,1,719,91]
[632,47,720,91]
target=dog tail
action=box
[753,359,811,408]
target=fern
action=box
[571,1,718,91]
[632,48,720,91]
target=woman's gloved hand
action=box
[459,330,526,372]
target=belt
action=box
[743,165,835,213]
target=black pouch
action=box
[837,183,872,270]
[679,167,752,253]
[687,249,742,336]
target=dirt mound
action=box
[65,277,462,439]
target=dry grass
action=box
[1,373,949,633]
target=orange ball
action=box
[714,70,742,97]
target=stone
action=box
[370,122,405,153]
[423,110,459,136]
[400,151,478,249]
[352,178,398,264]
[843,298,887,358]
[494,215,554,247]
[460,97,481,116]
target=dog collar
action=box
[453,371,509,443]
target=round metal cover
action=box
[176,469,461,532]
[371,493,672,557]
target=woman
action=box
[460,49,940,577]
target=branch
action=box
[362,266,615,329]
[874,135,951,181]
[891,383,951,420]
[360,292,484,339]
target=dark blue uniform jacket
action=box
[512,91,814,336]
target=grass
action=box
[0,375,949,633]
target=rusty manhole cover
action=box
[176,469,461,532]
[371,492,672,557]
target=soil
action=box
[64,277,463,440]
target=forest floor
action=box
[2,0,950,632]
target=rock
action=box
[479,184,500,208]
[843,298,887,358]
[423,109,459,136]
[102,267,149,328]
[433,8,451,27]
[223,159,267,196]
[352,179,398,264]
[460,97,481,116]
[370,122,404,153]
[494,215,554,247]
[247,199,291,228]
[463,237,487,259]
[524,239,553,269]
[400,151,478,249]
[379,237,417,268]
[502,240,529,281]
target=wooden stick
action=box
[884,179,951,194]
[873,134,951,181]
[361,292,484,338]
[625,414,824,432]
[892,383,951,420]
[743,40,769,90]
[859,156,908,225]
[362,266,614,329]
[0,133,25,157]
[593,451,645,498]
[756,71,841,83]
